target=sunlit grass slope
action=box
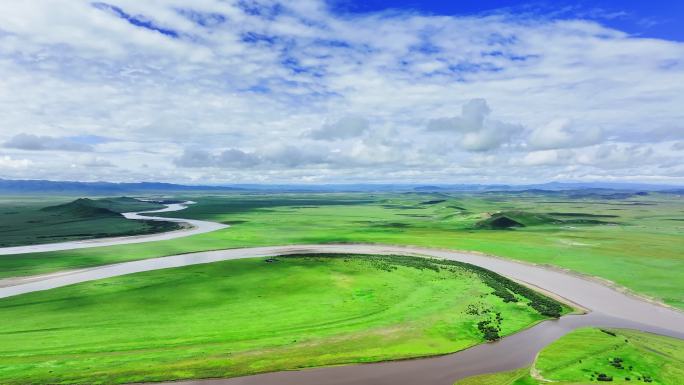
[456,328,684,385]
[0,254,565,384]
[2,192,682,308]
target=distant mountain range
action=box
[0,178,682,195]
[0,178,243,195]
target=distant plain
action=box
[2,191,682,309]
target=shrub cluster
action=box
[609,357,624,369]
[477,319,500,341]
[460,263,564,318]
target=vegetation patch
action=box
[548,212,619,218]
[420,199,447,205]
[455,328,684,385]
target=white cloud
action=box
[174,148,260,168]
[175,145,334,168]
[308,116,369,140]
[575,143,655,169]
[0,1,681,183]
[527,119,603,149]
[427,99,523,151]
[427,99,491,133]
[0,155,32,169]
[82,156,115,168]
[174,148,218,168]
[520,149,572,166]
[4,134,94,152]
[217,148,261,167]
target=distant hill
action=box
[412,182,680,193]
[40,197,166,216]
[1,197,182,247]
[41,198,122,218]
[475,210,619,230]
[475,215,526,230]
[0,179,243,195]
[0,178,681,195]
[475,211,560,230]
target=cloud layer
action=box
[0,1,682,184]
[4,134,95,152]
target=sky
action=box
[0,0,682,185]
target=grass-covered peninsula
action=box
[0,254,568,384]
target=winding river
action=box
[0,205,682,385]
[0,201,229,256]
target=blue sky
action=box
[0,1,682,184]
[332,0,684,41]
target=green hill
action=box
[474,210,618,230]
[475,215,525,229]
[41,198,121,218]
[42,197,165,215]
[0,197,180,248]
[475,211,561,229]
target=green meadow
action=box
[456,328,684,385]
[0,254,566,384]
[2,192,682,309]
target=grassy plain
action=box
[0,196,178,247]
[0,254,565,384]
[2,192,681,308]
[456,328,684,385]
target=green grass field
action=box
[0,196,179,247]
[0,254,567,384]
[2,192,681,309]
[456,328,684,385]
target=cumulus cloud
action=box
[261,144,332,167]
[217,148,261,167]
[576,143,655,169]
[427,99,490,133]
[519,149,572,166]
[82,157,115,168]
[175,148,260,168]
[173,142,398,170]
[174,145,337,169]
[3,133,94,152]
[0,155,32,169]
[173,148,214,168]
[527,119,603,150]
[0,1,682,183]
[427,99,523,151]
[308,116,370,141]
